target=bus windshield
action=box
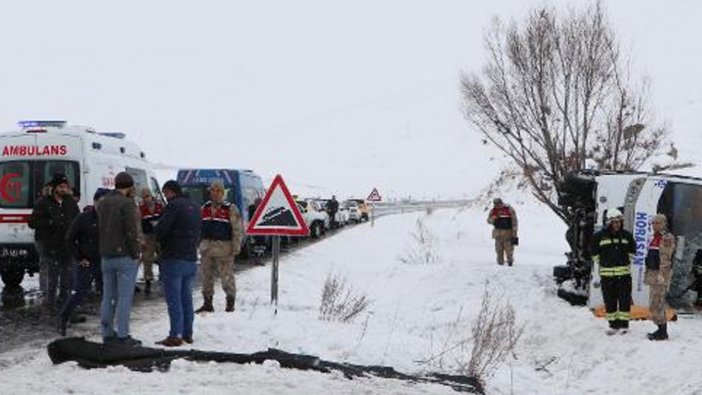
[0,160,80,209]
[181,185,235,208]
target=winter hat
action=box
[493,197,503,205]
[114,172,134,189]
[162,180,182,196]
[50,173,70,188]
[93,188,110,201]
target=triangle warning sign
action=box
[367,188,382,202]
[246,175,310,236]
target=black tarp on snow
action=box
[47,337,483,394]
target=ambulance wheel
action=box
[0,268,24,289]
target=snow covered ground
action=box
[1,200,701,394]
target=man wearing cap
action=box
[28,173,80,310]
[57,188,110,335]
[487,198,518,266]
[196,180,244,313]
[139,187,164,295]
[97,172,142,346]
[591,208,636,335]
[155,180,201,346]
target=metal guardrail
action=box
[371,200,470,218]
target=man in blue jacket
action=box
[154,180,202,347]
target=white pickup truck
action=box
[296,199,330,238]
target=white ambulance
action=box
[0,120,161,288]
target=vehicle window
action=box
[150,177,164,202]
[182,186,208,207]
[0,160,79,209]
[657,182,702,304]
[126,167,148,203]
[242,186,259,219]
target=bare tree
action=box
[461,3,672,221]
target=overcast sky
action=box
[0,0,699,199]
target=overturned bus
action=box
[554,170,702,316]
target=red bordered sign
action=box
[367,188,382,202]
[246,175,310,236]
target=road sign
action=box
[367,188,382,202]
[246,174,310,236]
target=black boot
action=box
[648,324,668,341]
[144,280,152,296]
[225,296,235,312]
[195,295,214,313]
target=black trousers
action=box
[59,261,100,321]
[45,255,75,309]
[601,275,632,329]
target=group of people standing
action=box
[29,172,244,347]
[486,197,676,341]
[592,209,674,340]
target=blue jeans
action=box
[59,259,100,321]
[160,259,197,338]
[100,256,138,340]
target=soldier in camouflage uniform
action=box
[138,188,164,295]
[487,198,518,266]
[644,214,676,340]
[195,181,243,313]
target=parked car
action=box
[351,199,371,221]
[345,200,362,223]
[296,199,329,238]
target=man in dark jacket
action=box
[327,195,340,228]
[154,180,202,347]
[28,173,80,310]
[97,172,142,346]
[591,208,636,335]
[57,188,110,335]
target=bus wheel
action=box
[0,268,24,289]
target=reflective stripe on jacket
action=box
[591,227,636,277]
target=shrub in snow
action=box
[398,218,440,265]
[462,286,524,384]
[319,273,370,323]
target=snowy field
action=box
[1,201,701,394]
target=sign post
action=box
[367,188,382,227]
[271,235,280,305]
[246,175,309,313]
